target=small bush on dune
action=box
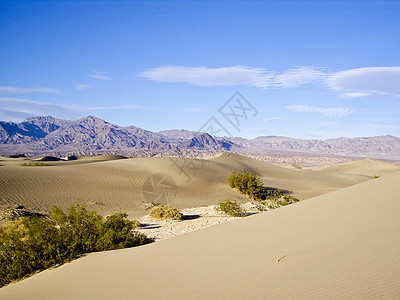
[97,213,144,250]
[20,162,48,167]
[227,171,265,200]
[227,171,300,212]
[0,205,149,288]
[260,193,300,210]
[149,205,183,220]
[215,199,247,217]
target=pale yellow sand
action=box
[313,158,400,175]
[0,153,383,217]
[1,170,399,299]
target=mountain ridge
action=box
[1,116,399,161]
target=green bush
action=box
[149,205,183,220]
[227,171,265,200]
[260,193,300,210]
[20,162,48,166]
[0,205,149,287]
[266,189,282,200]
[215,199,247,217]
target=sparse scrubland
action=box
[226,170,299,212]
[215,199,247,217]
[149,205,183,220]
[0,205,150,287]
[20,162,48,167]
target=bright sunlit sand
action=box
[1,154,400,299]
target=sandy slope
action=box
[313,158,400,176]
[0,153,379,217]
[1,170,399,299]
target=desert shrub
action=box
[227,171,265,200]
[215,199,247,217]
[227,171,300,212]
[0,205,149,287]
[253,189,300,211]
[265,189,282,200]
[149,205,183,220]
[260,193,300,210]
[20,162,48,166]
[282,195,300,205]
[96,213,145,250]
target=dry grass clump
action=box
[20,162,48,167]
[149,205,183,220]
[215,199,247,217]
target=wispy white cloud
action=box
[272,67,327,87]
[139,65,400,97]
[327,67,400,96]
[286,104,350,118]
[138,65,326,88]
[0,97,80,121]
[262,117,280,122]
[0,86,58,94]
[340,92,370,98]
[91,71,112,80]
[76,84,90,90]
[139,65,273,88]
[0,98,152,123]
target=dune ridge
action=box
[1,153,388,217]
[1,169,399,299]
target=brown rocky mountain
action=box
[1,116,399,161]
[0,116,232,156]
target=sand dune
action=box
[0,153,379,217]
[314,158,400,176]
[1,169,399,299]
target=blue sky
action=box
[0,0,399,139]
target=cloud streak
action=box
[327,67,400,96]
[0,97,80,120]
[139,65,273,87]
[0,98,153,123]
[286,104,350,118]
[0,86,58,94]
[262,117,280,122]
[91,71,112,80]
[139,65,400,96]
[138,65,326,88]
[340,92,370,98]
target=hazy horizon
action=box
[1,1,399,140]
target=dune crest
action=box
[0,153,384,216]
[1,169,399,299]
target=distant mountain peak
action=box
[0,115,399,161]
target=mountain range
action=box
[1,116,400,161]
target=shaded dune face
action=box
[0,153,398,217]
